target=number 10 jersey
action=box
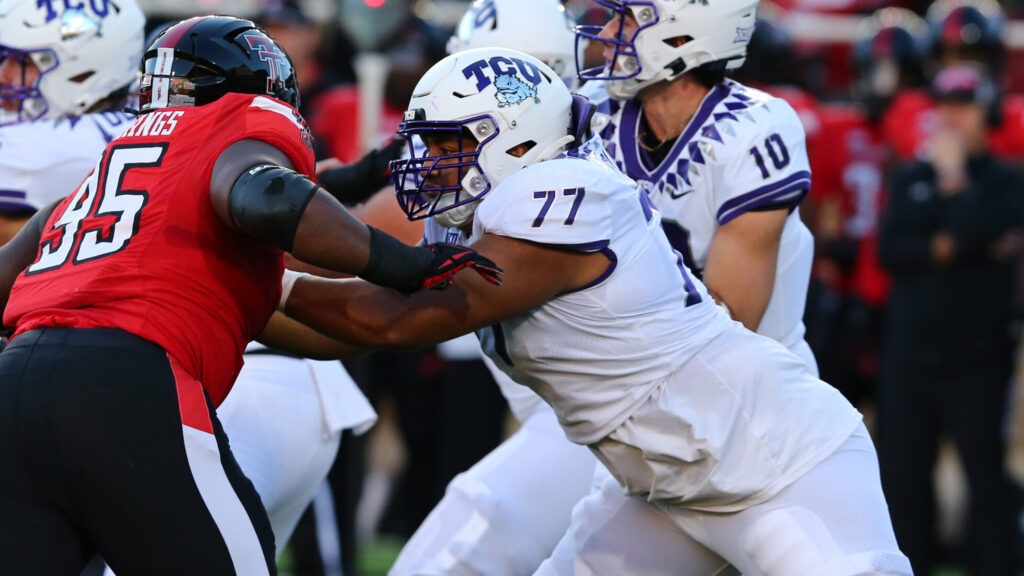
[592,79,816,364]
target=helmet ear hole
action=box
[506,141,537,158]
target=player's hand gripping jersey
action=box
[600,79,816,356]
[4,93,315,405]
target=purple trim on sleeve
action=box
[522,240,616,295]
[560,247,618,296]
[716,170,811,225]
[620,82,731,183]
[0,190,34,214]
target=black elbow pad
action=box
[228,164,319,251]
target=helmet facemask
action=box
[0,46,58,126]
[391,112,498,228]
[574,0,758,100]
[575,0,657,87]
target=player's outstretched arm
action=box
[282,233,611,350]
[702,208,787,331]
[209,139,500,292]
[0,201,59,322]
[256,311,370,360]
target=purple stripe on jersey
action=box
[0,190,28,200]
[620,82,731,183]
[0,200,35,213]
[717,170,811,225]
[559,247,618,296]
[531,239,610,252]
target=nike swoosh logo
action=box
[669,188,695,199]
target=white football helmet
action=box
[390,47,574,228]
[576,0,759,100]
[447,0,580,89]
[0,0,145,126]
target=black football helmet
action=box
[138,15,300,113]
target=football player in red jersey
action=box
[0,15,499,576]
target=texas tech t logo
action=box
[241,32,291,96]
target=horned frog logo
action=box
[494,71,540,108]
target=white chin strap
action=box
[433,201,479,229]
[604,67,674,101]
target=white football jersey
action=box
[424,218,547,423]
[600,79,815,357]
[0,111,134,213]
[466,137,731,445]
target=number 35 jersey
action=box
[469,138,731,445]
[5,93,315,406]
[599,80,816,363]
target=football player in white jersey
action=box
[0,0,376,564]
[280,46,910,575]
[576,0,818,371]
[0,0,140,244]
[387,2,597,575]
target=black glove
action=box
[317,138,406,205]
[361,227,503,294]
[420,242,503,291]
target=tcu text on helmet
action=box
[36,0,111,22]
[462,56,544,92]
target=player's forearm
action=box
[704,268,775,331]
[257,311,370,360]
[290,191,373,273]
[283,275,458,350]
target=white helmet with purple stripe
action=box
[0,0,145,125]
[576,0,758,100]
[390,47,574,229]
[447,0,580,90]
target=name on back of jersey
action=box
[123,110,185,139]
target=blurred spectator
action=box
[257,0,360,160]
[803,8,928,406]
[877,63,1024,576]
[881,0,1024,161]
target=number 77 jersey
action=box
[4,93,316,406]
[596,79,816,361]
[467,137,731,445]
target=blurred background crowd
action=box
[87,0,1024,574]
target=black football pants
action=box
[0,328,276,575]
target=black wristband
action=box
[360,226,434,292]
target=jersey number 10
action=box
[27,144,166,275]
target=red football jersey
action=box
[4,93,315,406]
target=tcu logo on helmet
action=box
[461,56,544,98]
[36,0,111,22]
[241,32,291,97]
